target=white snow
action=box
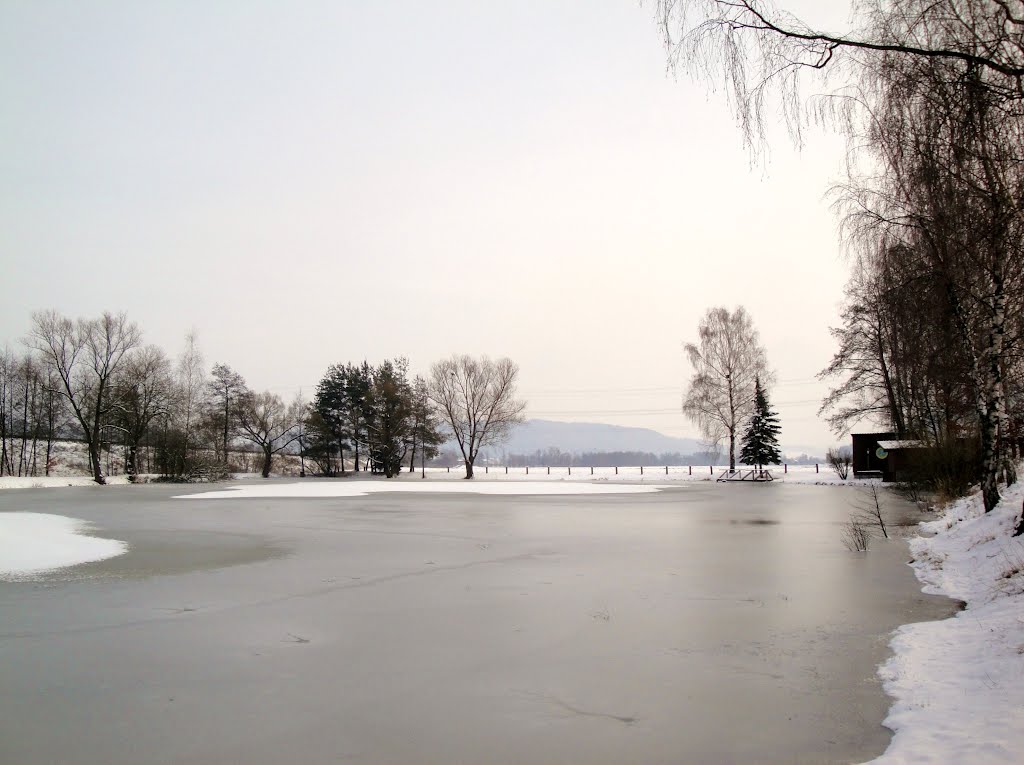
[0,513,128,578]
[865,478,1024,764]
[0,475,139,490]
[176,480,673,500]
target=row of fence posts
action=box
[442,464,820,475]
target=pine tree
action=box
[739,377,782,471]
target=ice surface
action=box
[177,480,672,500]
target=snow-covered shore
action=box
[866,480,1024,764]
[0,513,128,579]
[0,475,140,490]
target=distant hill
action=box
[486,419,706,457]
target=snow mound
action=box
[0,513,128,578]
[867,479,1024,764]
[177,480,672,500]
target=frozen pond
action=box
[0,480,955,764]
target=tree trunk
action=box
[126,443,138,482]
[876,317,905,434]
[948,282,1001,512]
[728,430,736,471]
[989,292,1016,488]
[18,385,29,476]
[261,448,272,478]
[88,438,106,485]
[223,396,230,463]
[465,459,474,479]
[980,285,1011,509]
[44,432,53,477]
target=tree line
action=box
[660,1,1022,521]
[2,311,526,483]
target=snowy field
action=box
[412,464,859,486]
[0,513,127,579]
[0,460,856,491]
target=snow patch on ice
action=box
[0,513,128,578]
[866,478,1024,764]
[177,480,673,500]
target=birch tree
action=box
[682,307,773,471]
[175,330,205,457]
[429,355,526,479]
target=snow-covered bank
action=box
[0,465,867,491]
[0,513,128,579]
[0,475,141,490]
[867,481,1024,764]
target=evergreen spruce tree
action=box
[739,377,782,471]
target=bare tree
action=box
[1,354,66,477]
[236,389,304,478]
[826,446,853,480]
[429,355,526,479]
[175,330,205,457]
[0,348,14,475]
[407,374,444,474]
[28,310,141,484]
[837,48,1024,510]
[655,1,1024,151]
[205,363,246,462]
[683,307,773,471]
[111,345,173,481]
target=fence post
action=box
[526,466,529,475]
[568,466,572,476]
[505,466,508,474]
[640,465,644,475]
[784,464,787,474]
[615,466,618,475]
[816,463,819,473]
[710,465,713,474]
[665,465,668,475]
[688,465,692,475]
[447,466,450,473]
[486,465,488,474]
[547,466,550,475]
[590,466,594,475]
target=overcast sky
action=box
[1,1,861,454]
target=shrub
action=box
[826,447,852,480]
[842,518,871,551]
